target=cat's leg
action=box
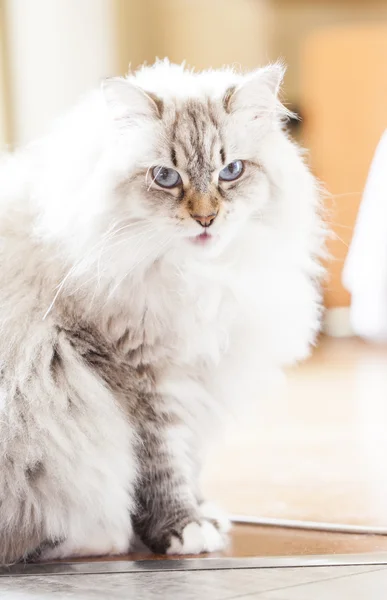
[131,380,228,555]
[132,421,227,554]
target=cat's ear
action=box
[102,77,163,123]
[223,63,286,120]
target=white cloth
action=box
[343,130,387,342]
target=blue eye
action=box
[219,160,244,182]
[152,166,181,188]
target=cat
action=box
[0,59,325,564]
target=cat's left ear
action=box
[224,63,286,120]
[102,77,163,123]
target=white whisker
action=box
[107,233,173,302]
[42,265,77,321]
[147,166,162,191]
[327,191,362,200]
[42,220,154,319]
[88,224,159,308]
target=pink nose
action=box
[192,212,218,228]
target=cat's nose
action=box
[192,212,218,228]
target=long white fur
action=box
[0,60,324,559]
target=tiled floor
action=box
[1,564,387,599]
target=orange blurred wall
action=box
[300,24,387,308]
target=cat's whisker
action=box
[105,222,162,252]
[106,249,156,302]
[144,165,153,188]
[146,166,163,191]
[97,222,155,262]
[75,222,156,301]
[107,233,173,302]
[90,220,154,272]
[110,224,155,243]
[328,221,354,230]
[95,228,161,297]
[73,230,159,309]
[42,263,79,320]
[68,272,104,301]
[110,221,150,234]
[91,225,160,303]
[331,232,349,248]
[43,223,152,319]
[110,224,160,246]
[327,191,362,200]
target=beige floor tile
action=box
[0,566,379,600]
[259,567,387,600]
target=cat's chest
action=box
[143,262,242,365]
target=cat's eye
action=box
[219,160,244,182]
[152,166,181,188]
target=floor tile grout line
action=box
[3,563,387,578]
[222,566,387,600]
[3,554,387,577]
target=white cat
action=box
[0,59,324,563]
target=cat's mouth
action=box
[190,231,213,245]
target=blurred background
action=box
[1,0,387,554]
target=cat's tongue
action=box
[193,231,212,245]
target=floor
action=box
[2,562,387,599]
[227,524,387,557]
[2,336,387,598]
[41,523,387,563]
[203,335,387,528]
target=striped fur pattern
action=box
[0,60,325,563]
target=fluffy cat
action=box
[0,59,324,563]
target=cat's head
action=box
[101,60,291,260]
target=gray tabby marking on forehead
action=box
[170,146,177,167]
[171,100,223,193]
[206,97,221,129]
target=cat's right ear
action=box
[101,78,163,123]
[223,63,287,123]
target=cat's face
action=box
[103,62,287,258]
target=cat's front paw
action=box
[167,520,227,555]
